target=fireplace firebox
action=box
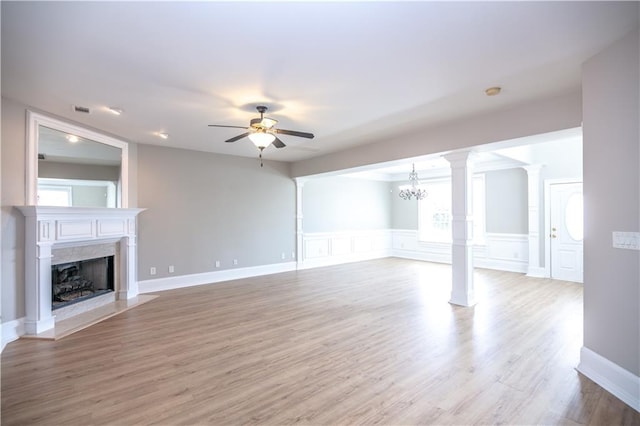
[52,256,115,310]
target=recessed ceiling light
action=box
[485,86,502,96]
[108,107,123,115]
[66,135,79,143]
[158,132,169,140]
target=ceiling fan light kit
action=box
[248,130,276,148]
[209,105,314,167]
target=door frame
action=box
[543,178,583,279]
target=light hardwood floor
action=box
[2,258,638,425]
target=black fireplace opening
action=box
[51,256,114,310]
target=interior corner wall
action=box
[1,97,28,322]
[136,144,295,281]
[302,176,391,233]
[582,28,639,376]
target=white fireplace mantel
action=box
[17,206,145,335]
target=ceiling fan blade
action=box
[208,124,249,130]
[275,129,315,139]
[225,132,250,143]
[272,137,286,149]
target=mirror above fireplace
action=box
[26,111,129,207]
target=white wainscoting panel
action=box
[476,233,529,273]
[300,230,392,269]
[391,230,529,273]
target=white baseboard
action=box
[577,346,640,412]
[2,317,25,352]
[138,262,297,293]
[298,250,390,270]
[391,249,450,264]
[526,266,547,278]
[474,257,528,274]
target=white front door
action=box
[550,182,583,282]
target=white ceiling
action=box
[2,2,638,163]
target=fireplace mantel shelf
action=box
[18,205,146,336]
[17,206,146,217]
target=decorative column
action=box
[445,151,476,307]
[119,234,138,300]
[523,165,545,277]
[25,240,56,335]
[295,178,306,267]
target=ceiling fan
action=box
[208,105,314,166]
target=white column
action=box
[119,235,139,300]
[295,178,305,267]
[24,241,56,335]
[445,151,476,307]
[523,165,545,277]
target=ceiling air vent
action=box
[38,153,45,160]
[72,105,91,114]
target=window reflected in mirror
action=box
[37,125,121,208]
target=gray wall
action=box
[390,183,419,230]
[389,169,529,234]
[485,168,528,234]
[137,144,295,280]
[39,161,120,182]
[303,177,391,232]
[582,29,639,375]
[72,185,109,208]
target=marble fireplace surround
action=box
[17,206,145,335]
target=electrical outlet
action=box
[150,267,156,275]
[168,265,174,273]
[233,259,238,266]
[281,252,286,260]
[291,252,296,259]
[215,260,221,268]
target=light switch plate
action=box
[612,231,640,250]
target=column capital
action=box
[522,164,545,174]
[443,150,476,166]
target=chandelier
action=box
[399,164,427,200]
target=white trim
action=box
[139,262,297,294]
[577,346,640,412]
[301,229,393,269]
[299,249,391,270]
[26,110,129,207]
[2,318,25,352]
[474,258,528,274]
[526,266,547,278]
[391,230,529,273]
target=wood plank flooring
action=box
[2,258,638,425]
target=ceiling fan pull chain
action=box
[259,147,264,167]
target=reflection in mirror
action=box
[38,126,121,207]
[26,111,129,207]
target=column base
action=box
[23,316,56,335]
[449,294,477,307]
